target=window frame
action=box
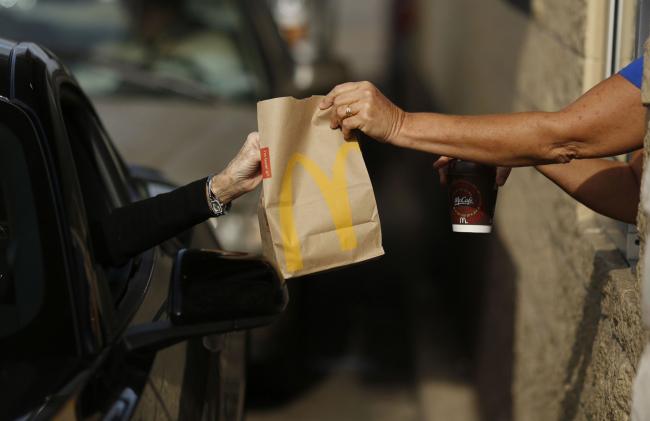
[595,0,643,264]
[637,0,650,57]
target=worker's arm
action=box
[319,75,646,166]
[534,150,643,224]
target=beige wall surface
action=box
[411,0,644,419]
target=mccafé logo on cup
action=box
[447,160,498,234]
[452,181,481,217]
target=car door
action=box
[55,83,219,420]
[3,40,252,420]
[2,43,211,417]
[1,46,172,417]
[57,80,248,421]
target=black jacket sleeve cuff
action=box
[98,177,214,266]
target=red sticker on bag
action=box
[261,147,272,179]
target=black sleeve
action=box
[97,178,213,266]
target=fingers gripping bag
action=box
[257,96,384,279]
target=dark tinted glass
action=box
[63,102,118,220]
[60,88,138,304]
[0,103,78,418]
[0,125,45,338]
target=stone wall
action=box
[631,43,650,420]
[410,0,645,419]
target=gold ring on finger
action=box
[345,106,352,118]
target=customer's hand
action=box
[434,156,512,187]
[212,132,262,203]
[319,81,406,143]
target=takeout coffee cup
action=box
[447,160,498,233]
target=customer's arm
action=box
[98,132,261,265]
[534,150,643,224]
[319,75,646,166]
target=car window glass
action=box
[60,90,137,304]
[0,112,78,418]
[65,109,113,216]
[0,130,45,337]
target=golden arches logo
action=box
[279,142,360,272]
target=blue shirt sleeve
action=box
[618,57,643,89]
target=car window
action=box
[62,95,127,215]
[0,103,78,417]
[0,128,47,338]
[60,88,139,304]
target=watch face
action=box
[207,176,229,216]
[211,200,223,215]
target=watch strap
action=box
[206,175,232,217]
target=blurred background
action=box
[1,0,647,420]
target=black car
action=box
[0,40,286,420]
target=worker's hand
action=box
[319,81,406,143]
[434,156,512,187]
[212,132,262,203]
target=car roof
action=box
[0,38,76,101]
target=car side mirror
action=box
[123,249,287,352]
[170,249,286,324]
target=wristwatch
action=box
[206,175,232,217]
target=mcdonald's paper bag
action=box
[257,96,384,279]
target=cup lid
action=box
[448,159,496,176]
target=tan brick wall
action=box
[411,0,644,419]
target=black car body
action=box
[0,40,285,420]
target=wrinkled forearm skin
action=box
[390,75,646,167]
